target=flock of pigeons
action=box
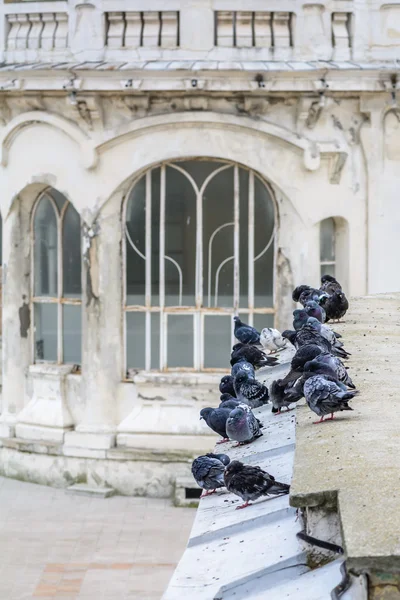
[192,275,356,510]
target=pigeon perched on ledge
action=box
[200,407,231,443]
[230,344,278,370]
[304,355,355,389]
[231,359,256,378]
[234,371,269,408]
[303,372,358,424]
[224,460,290,509]
[233,316,260,345]
[260,327,287,353]
[292,285,327,307]
[226,406,263,447]
[270,379,302,415]
[305,300,326,324]
[191,453,230,497]
[219,375,236,397]
[219,394,242,411]
[319,275,349,322]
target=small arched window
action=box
[320,217,336,278]
[32,189,81,364]
[124,160,276,373]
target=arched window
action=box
[124,160,275,373]
[320,217,336,278]
[32,189,81,364]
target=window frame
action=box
[319,217,336,278]
[122,158,277,376]
[30,188,82,365]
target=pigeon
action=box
[191,453,230,497]
[270,379,302,415]
[292,285,328,307]
[293,309,308,331]
[230,344,278,369]
[224,460,290,509]
[304,354,355,389]
[321,291,349,322]
[305,300,326,324]
[282,322,331,353]
[233,316,260,345]
[260,328,287,353]
[303,372,358,424]
[200,407,232,443]
[234,371,269,408]
[231,359,256,378]
[219,375,236,397]
[219,394,242,410]
[305,318,350,359]
[320,274,343,295]
[290,344,323,372]
[226,407,263,447]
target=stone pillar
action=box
[64,199,123,452]
[0,199,31,437]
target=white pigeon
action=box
[260,328,287,354]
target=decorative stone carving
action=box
[236,12,253,47]
[125,12,142,47]
[7,15,20,50]
[254,12,272,48]
[16,14,31,50]
[27,14,44,50]
[106,12,125,48]
[161,11,179,48]
[54,12,69,49]
[216,11,234,47]
[15,364,75,443]
[273,12,291,48]
[41,13,57,50]
[332,13,351,48]
[142,11,160,47]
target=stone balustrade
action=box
[0,0,398,63]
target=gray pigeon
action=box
[305,353,355,389]
[224,460,290,509]
[200,407,231,443]
[231,360,255,378]
[306,318,350,358]
[233,316,260,345]
[305,300,326,324]
[191,453,230,497]
[270,379,302,415]
[226,406,263,446]
[219,394,243,410]
[234,371,269,408]
[303,372,358,424]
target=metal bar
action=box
[248,170,255,324]
[145,170,152,370]
[198,312,203,371]
[124,305,275,314]
[207,222,234,308]
[196,191,202,309]
[233,164,240,313]
[57,202,63,364]
[159,164,166,369]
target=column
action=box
[0,198,31,437]
[64,199,123,452]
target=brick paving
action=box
[0,476,195,599]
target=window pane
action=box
[34,303,57,361]
[126,312,146,370]
[151,312,160,370]
[167,315,194,368]
[62,204,81,297]
[321,264,336,278]
[34,196,58,297]
[63,304,81,364]
[48,188,67,214]
[253,313,274,333]
[204,316,231,369]
[165,166,197,307]
[239,168,249,307]
[177,160,225,189]
[254,176,275,308]
[203,166,234,308]
[126,176,146,306]
[320,218,336,262]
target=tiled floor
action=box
[0,476,195,599]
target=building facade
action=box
[0,0,398,495]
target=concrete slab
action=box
[290,294,400,574]
[66,484,116,498]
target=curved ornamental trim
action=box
[123,159,276,373]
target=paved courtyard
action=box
[0,476,195,599]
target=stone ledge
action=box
[290,293,400,575]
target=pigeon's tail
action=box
[333,347,351,359]
[256,419,264,428]
[341,390,359,401]
[339,403,353,411]
[346,377,356,390]
[257,357,279,368]
[267,480,290,495]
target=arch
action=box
[95,111,348,180]
[0,112,98,170]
